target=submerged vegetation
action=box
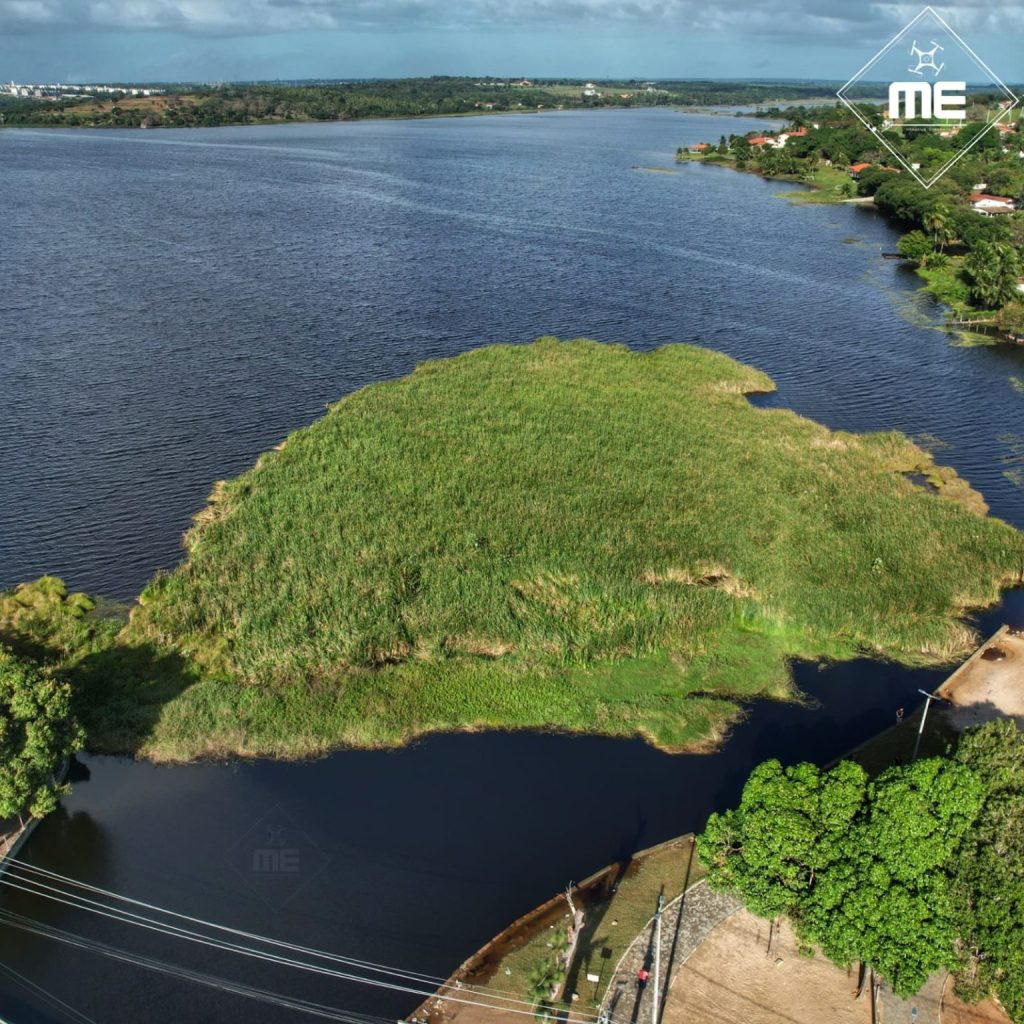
[2,338,1021,760]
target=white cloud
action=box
[1,0,1023,40]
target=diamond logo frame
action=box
[836,6,1020,189]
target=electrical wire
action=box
[2,861,446,988]
[6,857,580,1010]
[0,906,403,1024]
[0,861,612,1023]
[0,959,98,1024]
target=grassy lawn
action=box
[568,838,704,1008]
[676,153,855,204]
[3,338,1021,760]
[469,838,703,1011]
[777,163,856,204]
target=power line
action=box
[6,857,587,1012]
[0,959,98,1024]
[0,862,613,1023]
[7,857,446,984]
[0,907,399,1024]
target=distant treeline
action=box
[0,77,885,129]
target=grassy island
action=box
[3,338,1022,760]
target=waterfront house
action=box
[748,136,774,147]
[689,143,710,153]
[848,162,872,177]
[780,128,807,143]
[970,193,1016,215]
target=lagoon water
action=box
[1,108,1023,1023]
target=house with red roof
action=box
[848,162,872,177]
[970,193,1016,215]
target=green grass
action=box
[777,164,856,204]
[676,153,855,204]
[4,338,1022,761]
[470,837,703,1010]
[569,838,704,1007]
[915,258,977,317]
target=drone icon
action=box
[908,40,944,76]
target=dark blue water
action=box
[1,108,1022,1024]
[3,109,1022,599]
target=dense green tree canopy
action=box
[898,230,935,265]
[963,242,1023,309]
[0,645,83,821]
[953,720,1024,1021]
[699,755,987,998]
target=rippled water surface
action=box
[4,109,1022,598]
[1,108,1023,1024]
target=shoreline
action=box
[0,96,823,133]
[676,153,1023,346]
[0,102,683,133]
[6,337,1020,766]
[417,627,1017,1024]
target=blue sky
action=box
[1,2,1023,82]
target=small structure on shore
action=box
[938,625,1024,730]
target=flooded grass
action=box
[3,338,1021,760]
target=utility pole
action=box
[912,690,943,761]
[651,892,665,1024]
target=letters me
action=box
[888,81,967,120]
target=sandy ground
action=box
[941,989,1013,1024]
[661,910,871,1024]
[659,910,1009,1024]
[939,627,1024,730]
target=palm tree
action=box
[925,202,953,252]
[964,242,1022,309]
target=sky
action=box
[1,1,1024,83]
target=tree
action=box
[951,209,1012,249]
[0,645,83,822]
[698,759,868,920]
[898,230,935,265]
[925,202,955,252]
[952,721,1024,1022]
[963,241,1023,309]
[996,301,1024,339]
[698,756,986,999]
[809,759,985,997]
